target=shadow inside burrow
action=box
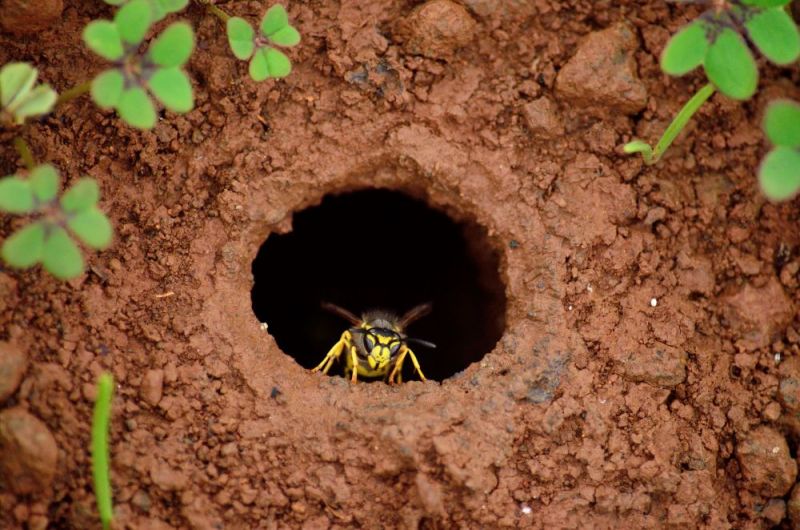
[250,189,507,382]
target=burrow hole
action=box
[251,189,507,382]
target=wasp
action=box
[312,302,436,384]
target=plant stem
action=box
[652,83,715,162]
[624,83,716,165]
[55,81,91,107]
[92,373,115,530]
[13,137,36,170]
[195,0,230,22]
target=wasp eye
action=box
[364,333,376,351]
[390,341,401,355]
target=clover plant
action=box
[92,372,115,530]
[104,0,188,22]
[624,0,800,165]
[0,63,57,126]
[227,4,301,81]
[83,0,195,129]
[662,0,799,100]
[0,164,113,279]
[759,100,800,201]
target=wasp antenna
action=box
[398,303,432,328]
[321,302,362,325]
[407,337,436,349]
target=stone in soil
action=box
[616,343,687,388]
[522,97,564,139]
[0,407,58,495]
[762,498,787,525]
[399,0,477,60]
[779,357,800,413]
[0,0,63,34]
[721,277,795,351]
[0,341,27,403]
[140,368,164,407]
[789,483,800,529]
[415,473,445,516]
[150,460,188,492]
[555,22,647,114]
[736,426,797,497]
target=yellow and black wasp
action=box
[312,302,435,384]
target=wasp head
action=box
[361,327,403,370]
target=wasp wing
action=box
[321,302,362,325]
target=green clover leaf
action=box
[745,7,800,65]
[661,22,710,76]
[114,0,153,45]
[269,25,300,47]
[104,0,188,22]
[148,67,193,112]
[83,21,125,61]
[742,0,792,6]
[0,62,57,124]
[261,4,289,36]
[704,28,757,101]
[148,0,189,21]
[29,164,59,203]
[764,100,800,148]
[61,178,100,213]
[759,146,800,201]
[248,48,271,81]
[0,62,37,109]
[68,208,113,250]
[91,69,125,109]
[0,176,34,213]
[227,17,255,60]
[149,22,195,67]
[260,4,300,47]
[2,222,45,268]
[249,47,291,81]
[12,85,57,122]
[42,227,84,280]
[156,0,189,13]
[117,87,157,130]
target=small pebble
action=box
[650,298,658,307]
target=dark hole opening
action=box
[251,189,507,382]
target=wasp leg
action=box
[349,345,359,383]
[405,347,426,381]
[312,331,351,374]
[388,350,405,385]
[391,345,427,383]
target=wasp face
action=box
[362,328,402,370]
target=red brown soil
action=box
[2,1,800,528]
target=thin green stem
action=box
[55,81,91,107]
[195,0,230,22]
[92,373,114,530]
[653,83,715,161]
[624,83,716,165]
[13,137,36,170]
